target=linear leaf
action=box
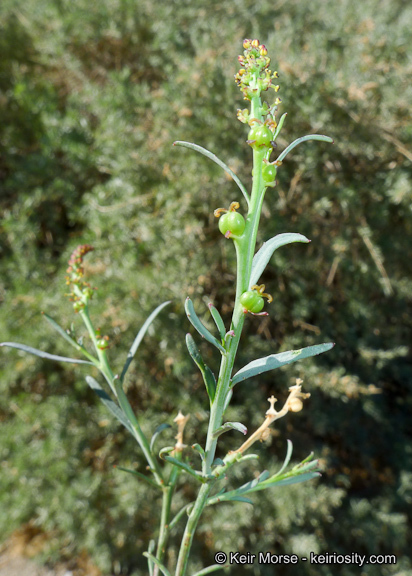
[250,233,310,288]
[186,333,217,402]
[208,464,320,505]
[168,503,192,531]
[192,563,229,576]
[147,541,155,576]
[185,298,226,354]
[223,388,233,413]
[143,553,171,576]
[277,134,333,162]
[272,112,287,140]
[225,495,253,504]
[120,301,171,381]
[42,313,94,358]
[191,443,205,461]
[208,303,226,341]
[273,439,294,477]
[212,421,248,439]
[161,454,206,483]
[0,342,94,365]
[231,343,335,386]
[150,423,172,452]
[267,472,321,487]
[86,376,134,434]
[173,140,250,206]
[116,467,159,489]
[232,470,270,495]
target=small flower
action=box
[65,244,96,311]
[235,39,279,102]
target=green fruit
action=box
[219,212,246,237]
[262,163,277,184]
[247,124,273,150]
[240,290,264,313]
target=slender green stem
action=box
[76,297,164,486]
[175,483,212,576]
[78,304,117,395]
[154,460,181,574]
[114,381,164,486]
[153,486,173,576]
[175,92,269,576]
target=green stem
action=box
[153,486,173,576]
[76,297,164,485]
[175,93,269,576]
[154,460,181,575]
[175,483,212,576]
[114,380,164,486]
[79,304,116,395]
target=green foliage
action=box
[1,0,412,574]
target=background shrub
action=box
[1,1,411,574]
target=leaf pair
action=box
[185,298,226,354]
[0,301,171,382]
[186,333,217,402]
[173,134,333,210]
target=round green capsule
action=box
[247,124,273,150]
[219,211,246,237]
[262,163,277,185]
[240,290,264,313]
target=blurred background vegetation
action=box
[1,0,411,574]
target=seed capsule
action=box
[240,290,265,313]
[218,211,246,237]
[247,124,273,150]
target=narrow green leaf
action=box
[185,333,217,402]
[116,466,159,489]
[250,233,310,288]
[208,465,320,505]
[147,541,155,576]
[185,298,226,354]
[120,301,171,382]
[273,439,293,477]
[143,553,171,576]
[212,421,248,439]
[277,134,333,162]
[233,470,270,495]
[169,503,193,531]
[191,443,205,461]
[173,140,250,206]
[268,472,321,487]
[161,454,206,483]
[223,389,233,413]
[226,495,254,504]
[150,423,172,452]
[292,457,320,474]
[42,313,94,359]
[257,470,270,483]
[192,563,229,576]
[272,112,287,140]
[86,376,134,434]
[231,343,335,386]
[0,342,95,365]
[208,303,226,341]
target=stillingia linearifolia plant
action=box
[1,40,334,576]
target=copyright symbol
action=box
[215,552,227,564]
